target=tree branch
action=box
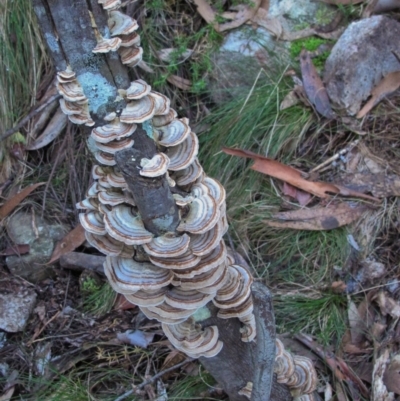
[114,129,180,236]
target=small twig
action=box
[31,207,40,239]
[310,140,360,173]
[113,358,193,401]
[27,310,62,346]
[63,271,71,309]
[392,51,400,65]
[239,68,263,115]
[0,94,61,142]
[30,331,89,344]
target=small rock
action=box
[6,211,68,282]
[324,16,400,115]
[359,258,386,281]
[116,330,155,348]
[209,0,336,104]
[209,27,288,104]
[34,342,52,376]
[268,0,335,32]
[0,278,37,332]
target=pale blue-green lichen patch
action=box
[77,72,116,114]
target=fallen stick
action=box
[60,252,105,275]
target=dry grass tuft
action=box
[0,0,51,182]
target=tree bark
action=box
[33,2,291,400]
[200,283,292,401]
[32,0,130,125]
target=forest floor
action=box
[1,1,400,400]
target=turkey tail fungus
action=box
[33,1,317,400]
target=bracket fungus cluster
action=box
[238,339,317,400]
[274,339,317,400]
[57,68,94,127]
[52,2,318,399]
[71,0,257,360]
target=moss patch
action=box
[290,37,334,68]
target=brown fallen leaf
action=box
[251,8,283,38]
[349,361,373,384]
[341,296,375,356]
[29,92,59,139]
[0,386,15,401]
[331,280,347,293]
[343,343,372,355]
[0,182,45,220]
[264,202,368,230]
[300,49,335,118]
[281,182,312,206]
[375,291,400,318]
[336,357,370,398]
[384,355,400,394]
[357,71,400,118]
[221,11,238,20]
[218,0,261,32]
[298,336,366,398]
[48,223,86,264]
[114,294,137,310]
[161,350,187,380]
[348,300,367,346]
[0,244,30,256]
[280,90,300,110]
[222,147,379,201]
[295,333,346,382]
[193,0,218,27]
[371,322,387,341]
[166,75,191,91]
[26,108,67,150]
[138,60,155,74]
[373,349,395,401]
